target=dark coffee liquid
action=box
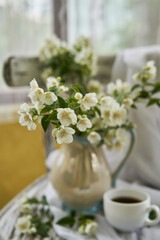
[112,196,142,204]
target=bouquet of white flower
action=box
[18,60,159,152]
[39,35,96,85]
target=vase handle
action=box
[111,127,135,187]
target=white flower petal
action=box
[77,117,92,132]
[57,108,77,126]
[46,76,59,89]
[87,131,101,144]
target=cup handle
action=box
[145,205,160,226]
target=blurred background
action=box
[1,0,160,208]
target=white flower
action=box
[41,67,53,81]
[28,227,37,234]
[18,104,37,131]
[19,113,37,130]
[75,92,82,100]
[101,108,112,125]
[132,73,139,82]
[39,36,60,61]
[57,108,77,126]
[78,224,85,235]
[42,92,57,105]
[77,117,92,132]
[87,131,101,144]
[107,79,131,95]
[115,128,127,152]
[30,79,39,91]
[56,126,75,144]
[29,88,44,104]
[145,60,157,79]
[16,216,31,233]
[85,220,98,237]
[18,103,30,115]
[100,96,117,108]
[52,128,58,137]
[123,98,133,107]
[112,105,127,126]
[19,203,32,214]
[35,102,45,114]
[81,93,98,110]
[18,195,28,205]
[59,85,69,94]
[46,76,59,89]
[101,100,126,126]
[88,80,102,94]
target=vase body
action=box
[50,139,111,210]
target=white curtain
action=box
[67,0,160,55]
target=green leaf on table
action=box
[78,215,95,225]
[147,98,160,107]
[56,216,75,227]
[41,115,50,132]
[41,195,49,205]
[36,222,50,237]
[40,106,53,114]
[27,197,39,204]
[58,96,68,108]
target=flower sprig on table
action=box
[15,196,97,238]
[39,35,96,85]
[18,61,160,151]
[16,195,54,238]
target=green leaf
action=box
[41,195,49,205]
[41,115,50,132]
[131,104,137,109]
[36,222,49,237]
[78,215,95,225]
[49,86,59,95]
[131,84,141,92]
[147,98,160,107]
[68,102,80,110]
[27,197,39,204]
[40,106,53,114]
[152,83,160,94]
[56,216,75,227]
[71,84,85,94]
[47,111,58,121]
[30,108,38,116]
[139,90,149,99]
[71,85,80,93]
[70,211,76,218]
[95,106,101,117]
[58,96,68,108]
[116,90,125,104]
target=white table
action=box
[1,175,160,240]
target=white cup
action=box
[103,188,160,232]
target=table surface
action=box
[1,175,160,240]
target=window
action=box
[67,0,160,55]
[0,0,53,87]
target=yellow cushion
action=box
[0,105,46,208]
